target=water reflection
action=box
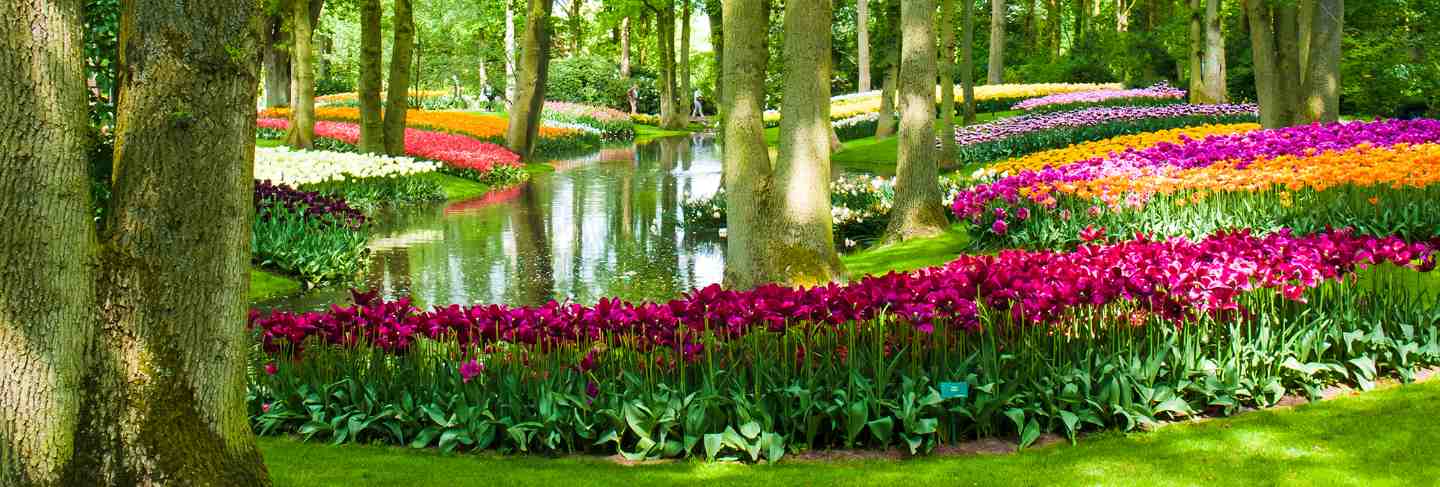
[264,134,727,311]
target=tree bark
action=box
[262,14,290,108]
[1276,3,1303,123]
[505,2,517,108]
[719,0,777,289]
[285,0,316,149]
[939,0,957,164]
[620,16,632,77]
[1299,0,1341,123]
[384,0,415,156]
[506,0,556,158]
[1201,0,1227,103]
[680,0,692,118]
[1188,0,1204,101]
[875,65,898,138]
[567,0,583,55]
[650,1,686,129]
[358,0,385,153]
[858,0,871,92]
[704,0,724,132]
[884,0,948,243]
[1244,2,1288,128]
[0,0,96,483]
[987,0,1005,84]
[961,0,976,124]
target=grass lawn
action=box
[635,123,706,144]
[259,378,1440,486]
[840,225,972,277]
[827,111,1022,171]
[257,138,284,148]
[250,268,301,301]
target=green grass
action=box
[258,138,284,148]
[827,111,1021,171]
[635,123,705,144]
[840,225,972,277]
[250,267,301,301]
[259,379,1440,486]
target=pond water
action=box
[262,134,876,311]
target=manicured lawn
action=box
[635,123,705,143]
[257,138,284,148]
[828,111,1022,171]
[259,379,1440,486]
[250,268,301,301]
[840,224,972,277]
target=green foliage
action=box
[250,273,1440,459]
[545,55,642,111]
[252,204,370,287]
[300,175,448,214]
[83,0,120,130]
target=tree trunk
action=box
[1201,0,1227,103]
[383,0,414,156]
[568,0,583,55]
[719,0,776,289]
[505,2,517,108]
[875,65,898,138]
[620,16,632,77]
[704,0,724,133]
[358,0,385,153]
[858,0,871,92]
[0,0,96,482]
[1276,3,1304,124]
[939,0,957,164]
[262,14,290,108]
[1188,0,1204,101]
[507,0,556,158]
[962,0,977,124]
[653,1,685,129]
[680,0,692,119]
[1245,2,1289,128]
[92,0,271,482]
[987,0,1005,84]
[285,0,316,149]
[884,0,948,243]
[1299,0,1341,123]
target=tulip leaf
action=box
[866,417,894,444]
[704,433,723,462]
[740,421,761,440]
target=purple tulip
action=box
[991,219,1009,235]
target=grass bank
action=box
[250,268,301,301]
[839,225,972,277]
[259,378,1440,486]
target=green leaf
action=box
[740,421,761,439]
[409,426,439,449]
[1059,410,1080,442]
[845,402,868,445]
[704,433,723,462]
[866,417,894,444]
[1018,419,1041,450]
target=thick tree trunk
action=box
[285,0,316,149]
[384,0,415,156]
[1299,0,1341,123]
[1245,3,1289,128]
[680,1,692,119]
[0,0,96,483]
[358,0,385,153]
[262,15,290,108]
[987,0,1005,84]
[883,0,948,243]
[1201,0,1227,103]
[1188,0,1204,101]
[653,2,685,129]
[506,0,555,158]
[620,16,632,77]
[961,0,977,124]
[939,0,957,164]
[1276,4,1303,123]
[875,65,898,138]
[858,0,871,92]
[704,0,724,132]
[719,0,776,289]
[90,0,271,482]
[505,2,517,108]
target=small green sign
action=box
[939,382,969,399]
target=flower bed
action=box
[544,101,637,140]
[1012,82,1187,113]
[315,90,461,109]
[260,107,600,158]
[982,123,1261,176]
[252,182,370,287]
[946,104,1260,166]
[955,119,1440,248]
[256,146,439,186]
[258,118,525,187]
[248,229,1439,458]
[764,83,1124,128]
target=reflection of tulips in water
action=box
[442,186,526,216]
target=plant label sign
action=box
[939,381,969,399]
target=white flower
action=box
[255,146,439,186]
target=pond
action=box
[262,133,877,311]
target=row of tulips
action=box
[1011,82,1187,112]
[252,182,371,287]
[954,119,1440,248]
[762,83,1123,127]
[256,146,439,187]
[258,118,525,186]
[543,101,637,140]
[261,107,600,157]
[980,123,1261,176]
[249,229,1440,458]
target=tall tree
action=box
[1,0,272,482]
[961,0,977,123]
[285,0,317,148]
[1300,0,1343,122]
[680,0,692,117]
[505,1,517,107]
[384,0,416,156]
[262,14,291,107]
[939,0,958,164]
[358,0,385,153]
[1244,0,1344,127]
[883,0,948,243]
[704,0,724,130]
[1189,0,1227,103]
[507,0,556,158]
[987,0,1006,84]
[645,0,686,129]
[620,16,632,77]
[858,0,871,92]
[566,0,583,55]
[720,0,771,287]
[875,65,898,137]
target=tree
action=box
[1,0,271,482]
[680,0,693,117]
[384,0,416,156]
[704,0,724,129]
[719,0,769,287]
[505,1,517,107]
[645,0,686,129]
[285,0,317,149]
[858,0,871,92]
[987,0,1005,84]
[507,0,556,158]
[883,0,948,243]
[1245,0,1344,127]
[961,0,977,124]
[1189,0,1227,103]
[939,0,958,164]
[620,16,632,77]
[875,64,898,137]
[263,14,291,107]
[358,0,386,153]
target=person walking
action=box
[627,84,639,115]
[691,89,704,119]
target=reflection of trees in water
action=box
[511,184,555,304]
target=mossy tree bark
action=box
[680,0,692,118]
[262,14,291,108]
[383,0,415,156]
[720,0,777,288]
[646,0,686,129]
[1,0,271,483]
[1244,0,1342,128]
[939,0,957,164]
[1300,0,1342,123]
[883,0,948,244]
[987,0,1005,84]
[620,16,632,77]
[358,0,385,153]
[875,65,898,138]
[961,0,977,124]
[506,0,555,158]
[0,0,96,483]
[857,0,871,92]
[284,0,316,149]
